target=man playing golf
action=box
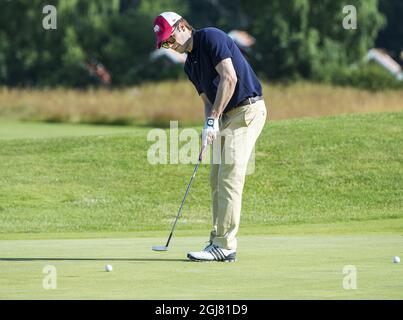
[153,12,267,262]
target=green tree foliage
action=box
[0,0,185,87]
[334,62,403,91]
[137,0,187,18]
[187,0,248,31]
[241,0,385,81]
[0,0,63,85]
[0,0,393,87]
[376,0,403,60]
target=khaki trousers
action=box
[209,100,267,250]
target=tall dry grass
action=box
[266,82,403,120]
[1,81,403,126]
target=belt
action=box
[224,96,263,113]
[237,95,263,107]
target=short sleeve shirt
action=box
[184,28,262,112]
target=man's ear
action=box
[179,23,186,32]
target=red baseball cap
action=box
[153,12,182,49]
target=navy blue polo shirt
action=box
[184,28,262,113]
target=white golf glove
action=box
[202,117,219,147]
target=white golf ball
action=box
[393,256,400,264]
[105,264,113,272]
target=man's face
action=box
[162,23,191,53]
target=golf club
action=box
[152,145,206,251]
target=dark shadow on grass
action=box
[0,257,188,262]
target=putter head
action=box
[152,245,168,252]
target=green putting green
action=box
[0,233,402,299]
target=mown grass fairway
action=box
[0,120,133,140]
[0,112,402,299]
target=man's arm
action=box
[200,93,212,120]
[209,58,238,119]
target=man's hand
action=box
[202,117,219,147]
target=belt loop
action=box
[248,97,252,105]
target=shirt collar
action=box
[189,29,200,53]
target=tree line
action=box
[0,0,401,88]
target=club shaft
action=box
[165,232,173,248]
[165,147,205,248]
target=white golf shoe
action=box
[187,244,236,262]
